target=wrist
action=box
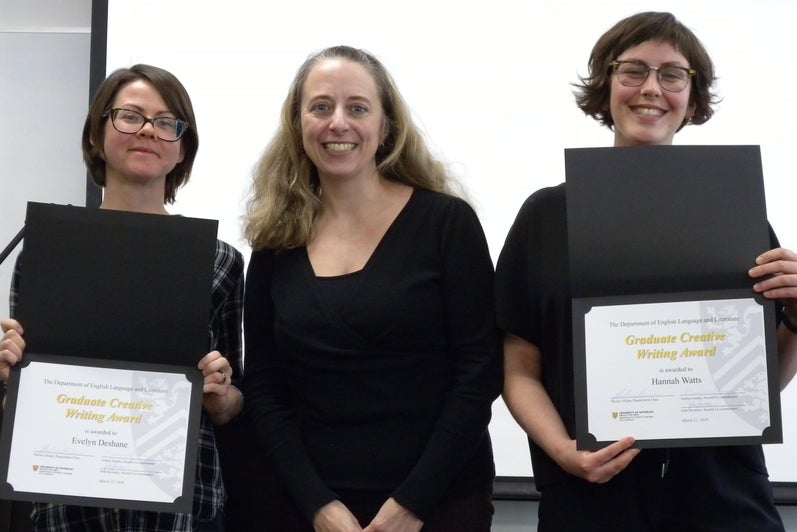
[547,436,576,471]
[228,384,243,413]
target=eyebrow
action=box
[618,58,690,68]
[113,104,177,117]
[305,94,373,103]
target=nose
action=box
[329,108,349,132]
[136,119,158,139]
[640,70,661,97]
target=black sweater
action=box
[244,188,502,522]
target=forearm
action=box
[502,333,572,467]
[503,359,572,467]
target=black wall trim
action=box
[494,476,797,505]
[493,476,539,501]
[773,482,797,505]
[85,0,107,208]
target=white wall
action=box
[104,0,797,482]
[0,0,91,324]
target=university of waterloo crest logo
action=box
[32,465,39,472]
[611,412,618,419]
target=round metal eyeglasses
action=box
[611,60,696,93]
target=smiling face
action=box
[101,80,185,190]
[609,40,696,147]
[299,58,386,183]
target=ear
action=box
[684,101,697,125]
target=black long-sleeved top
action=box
[244,188,501,522]
[495,182,784,496]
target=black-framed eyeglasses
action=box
[105,108,189,142]
[610,60,696,93]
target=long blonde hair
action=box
[244,45,455,251]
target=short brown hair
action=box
[82,64,199,204]
[574,12,718,131]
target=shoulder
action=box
[215,239,244,262]
[214,239,245,280]
[521,182,565,210]
[412,187,468,206]
[410,188,479,220]
[406,190,490,255]
[499,183,566,257]
[247,246,279,276]
[512,183,566,224]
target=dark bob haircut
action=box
[82,64,198,204]
[574,11,719,131]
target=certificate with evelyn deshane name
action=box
[0,203,216,511]
[565,146,782,450]
[0,355,202,512]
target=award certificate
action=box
[0,203,216,510]
[0,355,202,512]
[565,146,782,449]
[573,292,781,449]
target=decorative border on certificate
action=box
[573,290,782,450]
[0,353,203,512]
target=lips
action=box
[323,142,356,153]
[632,106,665,117]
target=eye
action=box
[351,104,368,114]
[310,102,330,114]
[153,117,178,129]
[619,64,647,79]
[116,110,143,123]
[660,67,687,82]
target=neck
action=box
[318,173,397,220]
[101,183,169,215]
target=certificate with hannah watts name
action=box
[0,354,203,512]
[573,291,782,450]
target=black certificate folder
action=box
[16,202,218,366]
[566,146,782,451]
[0,203,218,512]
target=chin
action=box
[617,131,674,147]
